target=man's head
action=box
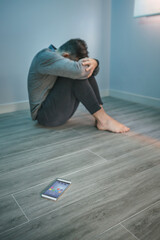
[57,38,89,61]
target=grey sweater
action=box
[27,45,99,120]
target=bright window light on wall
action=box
[134,0,160,18]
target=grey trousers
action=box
[37,75,103,127]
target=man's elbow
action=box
[74,61,90,79]
[77,69,91,79]
[80,71,89,79]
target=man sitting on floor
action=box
[27,38,129,133]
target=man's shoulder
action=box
[35,48,60,61]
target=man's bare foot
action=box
[93,106,130,133]
[96,115,130,133]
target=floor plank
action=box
[122,201,160,240]
[0,132,111,174]
[1,165,159,239]
[0,96,160,240]
[0,129,82,157]
[13,144,160,220]
[0,150,105,197]
[96,224,137,240]
[0,195,28,233]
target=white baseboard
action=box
[1,89,159,115]
[100,89,109,97]
[0,89,109,114]
[0,101,29,114]
[109,89,160,108]
[2,90,158,114]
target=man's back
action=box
[28,46,90,120]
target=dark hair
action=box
[59,38,89,59]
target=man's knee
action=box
[57,76,74,82]
[73,78,88,84]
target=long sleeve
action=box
[36,50,92,80]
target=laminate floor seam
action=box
[0,148,89,177]
[87,142,158,162]
[0,133,83,158]
[1,127,159,161]
[0,97,159,239]
[7,176,125,228]
[5,166,159,233]
[97,199,160,238]
[120,199,160,225]
[0,142,157,199]
[120,223,140,240]
[98,222,120,237]
[0,179,56,200]
[0,159,107,200]
[0,219,30,236]
[0,140,155,192]
[11,194,30,222]
[0,129,104,159]
[0,194,90,236]
[61,159,107,179]
[86,148,109,162]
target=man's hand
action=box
[82,58,98,78]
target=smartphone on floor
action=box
[41,178,71,201]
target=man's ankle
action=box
[93,107,107,123]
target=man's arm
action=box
[36,50,92,79]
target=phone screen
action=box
[43,179,70,199]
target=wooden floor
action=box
[0,96,160,240]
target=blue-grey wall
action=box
[2,0,159,109]
[0,0,111,105]
[110,0,160,100]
